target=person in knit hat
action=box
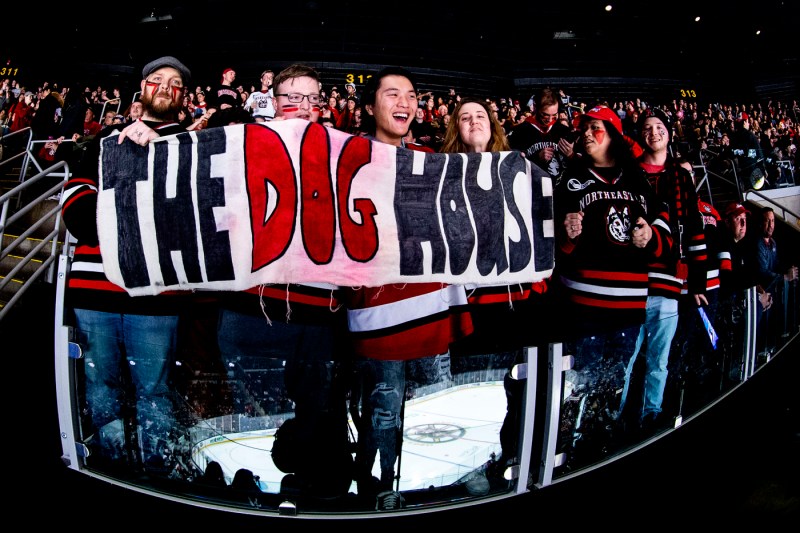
[617,106,708,435]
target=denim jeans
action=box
[620,295,679,420]
[74,309,178,453]
[353,354,451,493]
[217,309,339,416]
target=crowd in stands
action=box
[2,74,797,184]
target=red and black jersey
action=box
[343,139,473,360]
[219,283,345,326]
[507,119,572,179]
[61,120,193,314]
[683,199,731,293]
[637,160,707,299]
[554,163,672,325]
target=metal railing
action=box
[0,161,69,321]
[743,188,800,230]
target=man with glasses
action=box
[216,63,353,500]
[508,87,575,184]
[271,64,323,122]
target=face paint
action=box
[145,82,183,103]
[145,81,160,97]
[280,105,300,112]
[593,129,606,144]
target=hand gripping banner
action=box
[97,119,554,296]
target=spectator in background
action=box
[344,81,360,105]
[8,91,35,132]
[193,91,207,118]
[79,107,102,138]
[229,468,263,506]
[124,99,143,123]
[244,69,275,123]
[508,87,575,184]
[100,109,117,130]
[719,202,764,381]
[30,84,62,141]
[336,95,358,133]
[731,113,768,189]
[206,67,241,118]
[409,106,436,148]
[754,206,798,355]
[197,461,227,488]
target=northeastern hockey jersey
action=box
[508,118,572,181]
[554,163,672,326]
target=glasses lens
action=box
[286,93,321,104]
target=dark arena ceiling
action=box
[5,1,798,103]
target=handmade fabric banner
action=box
[97,119,554,296]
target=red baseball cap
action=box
[724,202,751,218]
[222,68,235,75]
[583,105,623,135]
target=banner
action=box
[97,119,554,296]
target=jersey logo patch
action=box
[607,205,631,244]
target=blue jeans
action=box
[620,296,679,420]
[217,309,338,415]
[354,354,451,493]
[74,309,178,448]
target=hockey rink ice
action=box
[194,381,505,493]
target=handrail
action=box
[743,188,800,229]
[98,98,122,121]
[698,147,743,205]
[0,127,35,183]
[0,160,69,322]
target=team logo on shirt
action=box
[567,178,595,191]
[607,205,631,243]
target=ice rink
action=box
[194,381,505,493]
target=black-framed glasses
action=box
[274,93,321,104]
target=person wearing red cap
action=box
[617,107,708,434]
[205,66,241,118]
[719,201,767,380]
[553,103,672,455]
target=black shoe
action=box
[376,490,404,511]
